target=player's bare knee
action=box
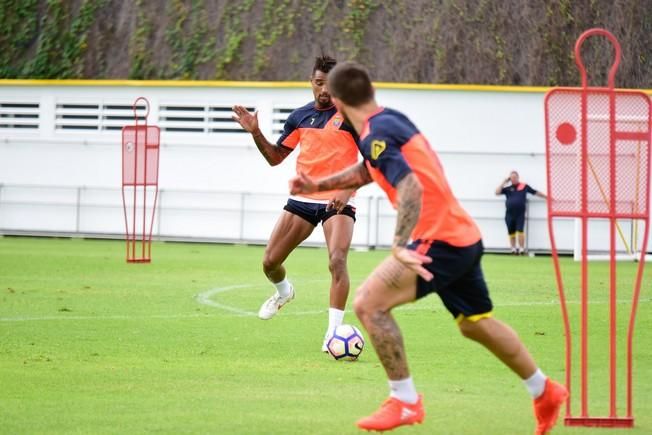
[354,289,387,325]
[262,253,280,274]
[353,291,366,319]
[328,250,347,277]
[353,289,376,321]
[458,320,482,341]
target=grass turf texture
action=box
[1,237,650,434]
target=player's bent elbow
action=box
[266,156,283,167]
[265,155,281,166]
[267,150,290,167]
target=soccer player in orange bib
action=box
[232,56,359,352]
[290,62,567,434]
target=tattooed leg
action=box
[368,310,410,379]
[353,255,419,380]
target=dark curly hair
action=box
[312,55,337,76]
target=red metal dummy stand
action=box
[544,28,650,428]
[121,97,160,263]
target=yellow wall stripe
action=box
[374,82,550,93]
[0,79,651,95]
[0,79,311,89]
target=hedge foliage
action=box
[1,0,650,87]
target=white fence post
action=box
[75,186,82,233]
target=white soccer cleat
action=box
[257,287,294,320]
[322,329,333,353]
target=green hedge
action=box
[0,0,650,87]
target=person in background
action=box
[496,171,546,255]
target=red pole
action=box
[142,124,148,260]
[131,122,138,262]
[132,97,151,262]
[572,28,623,418]
[548,218,573,418]
[544,92,573,418]
[121,141,130,262]
[627,220,650,417]
[626,115,651,417]
[580,218,588,417]
[579,88,589,419]
[608,85,618,419]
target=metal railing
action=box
[0,183,557,252]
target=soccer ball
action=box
[326,324,365,361]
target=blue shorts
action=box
[505,210,525,235]
[283,198,356,227]
[408,239,493,322]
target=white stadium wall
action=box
[0,80,650,254]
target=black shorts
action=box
[505,210,526,235]
[408,239,493,321]
[283,198,356,227]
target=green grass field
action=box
[1,237,650,434]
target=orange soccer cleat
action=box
[356,395,424,432]
[533,379,568,435]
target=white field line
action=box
[194,284,255,316]
[194,285,650,317]
[0,313,210,322]
[1,281,649,322]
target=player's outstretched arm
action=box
[392,173,433,281]
[289,162,373,194]
[535,191,547,199]
[232,105,291,166]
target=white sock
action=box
[389,377,418,404]
[273,278,292,298]
[326,308,345,336]
[524,368,547,399]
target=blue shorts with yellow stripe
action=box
[505,210,526,235]
[409,239,493,323]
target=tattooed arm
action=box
[232,105,291,166]
[391,173,434,281]
[317,163,373,191]
[289,162,373,194]
[251,129,292,166]
[392,173,423,248]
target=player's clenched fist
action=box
[289,172,318,195]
